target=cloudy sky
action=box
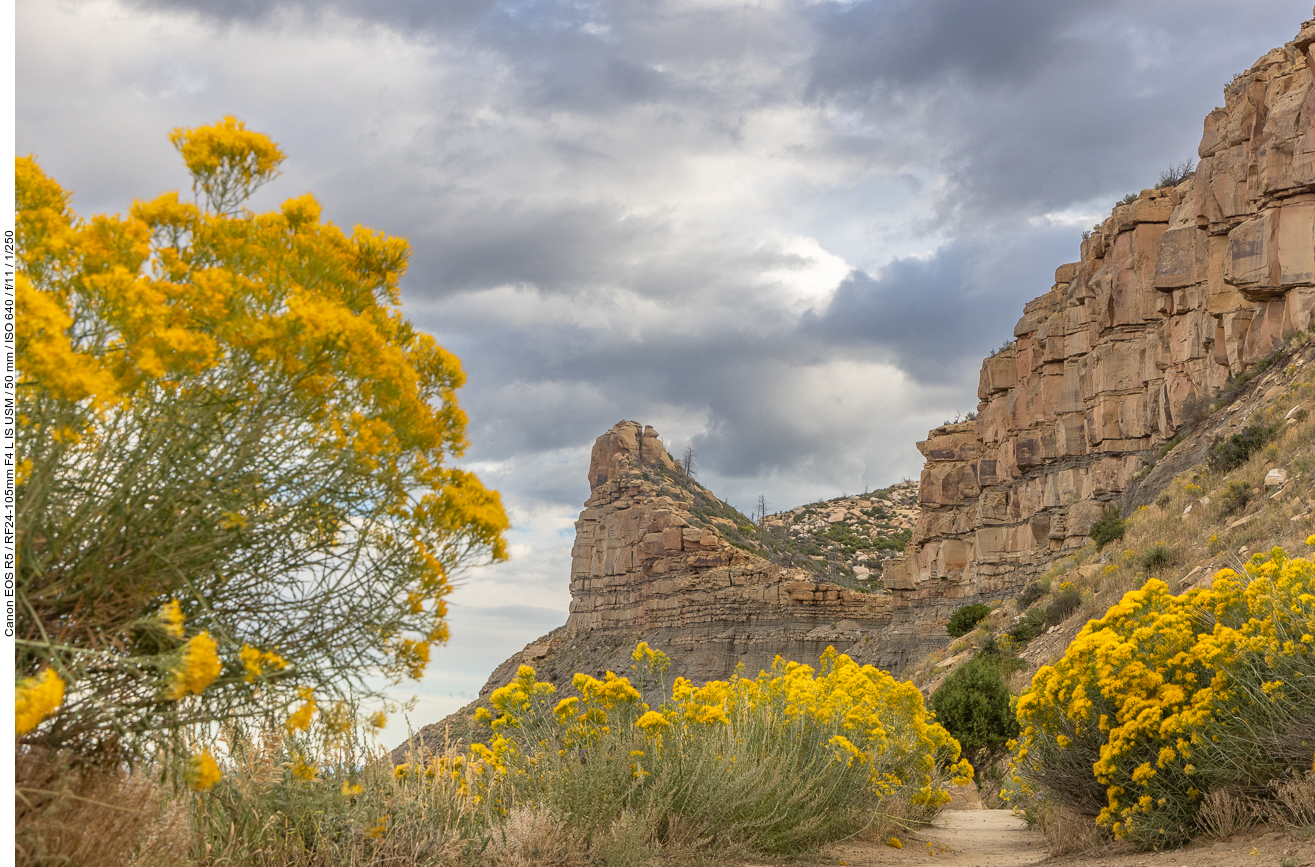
[17,0,1313,742]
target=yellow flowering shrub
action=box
[1006,547,1315,848]
[15,118,508,762]
[468,644,969,855]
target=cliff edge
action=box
[876,9,1315,664]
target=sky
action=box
[16,0,1314,745]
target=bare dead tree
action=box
[681,444,697,478]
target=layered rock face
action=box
[558,421,894,682]
[884,13,1315,628]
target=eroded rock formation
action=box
[523,421,894,685]
[400,422,911,758]
[883,11,1315,636]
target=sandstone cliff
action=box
[880,10,1315,662]
[501,421,895,686]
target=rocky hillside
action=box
[908,332,1315,693]
[873,10,1315,666]
[761,481,918,591]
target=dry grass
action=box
[1265,772,1315,830]
[852,796,933,845]
[15,749,191,867]
[1035,804,1104,855]
[484,806,585,867]
[1198,788,1258,839]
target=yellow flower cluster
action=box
[285,686,317,734]
[160,600,186,638]
[291,753,318,781]
[16,668,66,735]
[1008,547,1315,847]
[186,749,222,792]
[169,115,285,213]
[168,631,222,699]
[239,644,288,682]
[480,664,559,733]
[635,710,670,733]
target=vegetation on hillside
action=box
[635,457,917,590]
[1005,547,1315,848]
[906,334,1315,853]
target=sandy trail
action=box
[750,807,1315,867]
[816,809,1047,867]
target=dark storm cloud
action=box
[117,0,794,114]
[804,0,1314,226]
[805,227,1078,382]
[807,0,1079,92]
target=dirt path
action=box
[818,809,1047,867]
[754,807,1315,867]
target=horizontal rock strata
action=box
[559,421,894,682]
[878,10,1315,664]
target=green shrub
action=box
[930,657,1021,776]
[1089,506,1127,550]
[1018,581,1047,609]
[1044,587,1082,627]
[1218,480,1252,515]
[1008,608,1047,644]
[1140,544,1174,572]
[1208,421,1279,473]
[947,603,990,638]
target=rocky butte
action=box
[471,421,897,694]
[402,10,1315,754]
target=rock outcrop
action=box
[880,10,1315,660]
[532,421,895,683]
